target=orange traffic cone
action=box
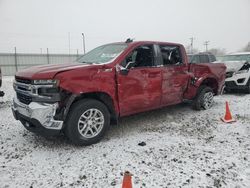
[221,101,236,123]
[122,171,133,188]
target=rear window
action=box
[209,55,216,62]
[188,55,200,64]
[199,55,209,63]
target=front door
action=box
[117,44,162,116]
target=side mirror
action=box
[125,61,135,69]
[116,64,129,75]
[116,61,135,75]
[120,68,129,75]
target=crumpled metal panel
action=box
[12,97,63,129]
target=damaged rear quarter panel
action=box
[184,63,226,99]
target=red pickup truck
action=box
[12,40,226,145]
[0,67,4,97]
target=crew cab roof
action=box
[111,41,183,47]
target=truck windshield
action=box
[219,54,250,62]
[76,43,128,64]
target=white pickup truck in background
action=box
[218,52,250,93]
[0,67,4,97]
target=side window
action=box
[190,55,200,64]
[160,45,183,66]
[247,55,250,62]
[199,55,209,63]
[122,45,155,68]
[209,55,216,62]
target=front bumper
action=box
[12,96,63,136]
[225,81,249,90]
[225,72,250,90]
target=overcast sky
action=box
[0,0,249,54]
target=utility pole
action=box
[14,47,18,71]
[46,48,50,64]
[68,32,71,56]
[190,37,195,54]
[204,41,210,52]
[82,33,86,54]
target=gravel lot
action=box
[0,77,250,188]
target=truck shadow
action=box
[21,97,225,148]
[23,102,193,148]
[105,101,216,140]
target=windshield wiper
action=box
[78,61,94,64]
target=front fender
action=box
[55,67,119,115]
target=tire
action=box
[245,79,250,94]
[64,99,110,146]
[193,86,214,110]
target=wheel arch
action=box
[70,92,118,122]
[196,77,219,95]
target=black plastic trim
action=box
[12,109,61,137]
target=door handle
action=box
[148,73,158,78]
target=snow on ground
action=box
[0,76,249,188]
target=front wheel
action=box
[193,86,214,110]
[64,99,110,145]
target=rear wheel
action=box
[64,99,110,145]
[193,86,214,110]
[246,79,250,94]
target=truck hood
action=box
[223,61,247,72]
[15,63,95,79]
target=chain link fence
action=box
[0,51,81,76]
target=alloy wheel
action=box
[77,108,105,139]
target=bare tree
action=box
[185,45,199,54]
[241,42,250,52]
[208,48,226,56]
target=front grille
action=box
[15,77,32,84]
[17,93,32,105]
[225,81,237,87]
[226,72,234,78]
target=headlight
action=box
[32,79,61,100]
[235,69,249,74]
[33,79,59,85]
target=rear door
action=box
[159,44,189,105]
[117,44,162,116]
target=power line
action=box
[68,32,71,55]
[82,33,86,54]
[204,41,210,52]
[190,37,195,54]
